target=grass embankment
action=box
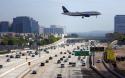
[0,51,9,55]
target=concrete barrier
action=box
[102,60,125,78]
[89,56,106,78]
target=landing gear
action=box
[82,16,84,19]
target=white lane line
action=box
[0,57,42,78]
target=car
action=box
[10,55,14,58]
[15,55,21,58]
[82,63,86,66]
[96,59,101,63]
[22,53,25,56]
[62,56,65,58]
[45,60,49,63]
[72,63,76,67]
[49,57,53,60]
[57,74,62,78]
[60,52,63,54]
[6,55,9,57]
[68,52,71,54]
[32,55,35,57]
[60,58,63,61]
[35,52,38,55]
[57,60,61,64]
[40,63,45,66]
[46,51,49,53]
[0,65,3,68]
[55,55,57,57]
[69,62,73,65]
[60,64,65,68]
[68,55,71,58]
[31,70,37,74]
[6,58,10,62]
[64,59,68,62]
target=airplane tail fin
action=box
[62,6,69,13]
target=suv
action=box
[60,64,65,68]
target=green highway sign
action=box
[74,51,90,56]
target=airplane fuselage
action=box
[62,11,101,17]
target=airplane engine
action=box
[85,15,90,17]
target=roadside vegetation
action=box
[0,35,60,46]
[104,47,116,62]
[0,35,61,52]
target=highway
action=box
[21,42,102,78]
[0,39,120,78]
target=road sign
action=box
[90,47,104,52]
[74,50,89,56]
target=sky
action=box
[0,0,125,33]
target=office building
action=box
[43,25,64,37]
[115,15,125,34]
[0,21,9,32]
[11,16,39,33]
[44,25,64,34]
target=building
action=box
[11,16,39,33]
[43,25,64,37]
[115,15,125,34]
[0,21,9,32]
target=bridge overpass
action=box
[65,37,107,43]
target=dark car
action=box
[0,65,3,68]
[60,52,63,54]
[60,64,65,68]
[45,60,49,63]
[6,55,9,57]
[10,55,14,58]
[62,56,65,58]
[55,55,57,57]
[57,74,62,78]
[31,70,37,74]
[60,58,63,61]
[32,55,35,57]
[68,55,71,58]
[64,52,66,54]
[6,58,10,62]
[22,53,25,56]
[40,63,45,66]
[49,57,53,60]
[82,63,86,66]
[72,63,76,67]
[35,52,38,55]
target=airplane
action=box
[62,6,101,19]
